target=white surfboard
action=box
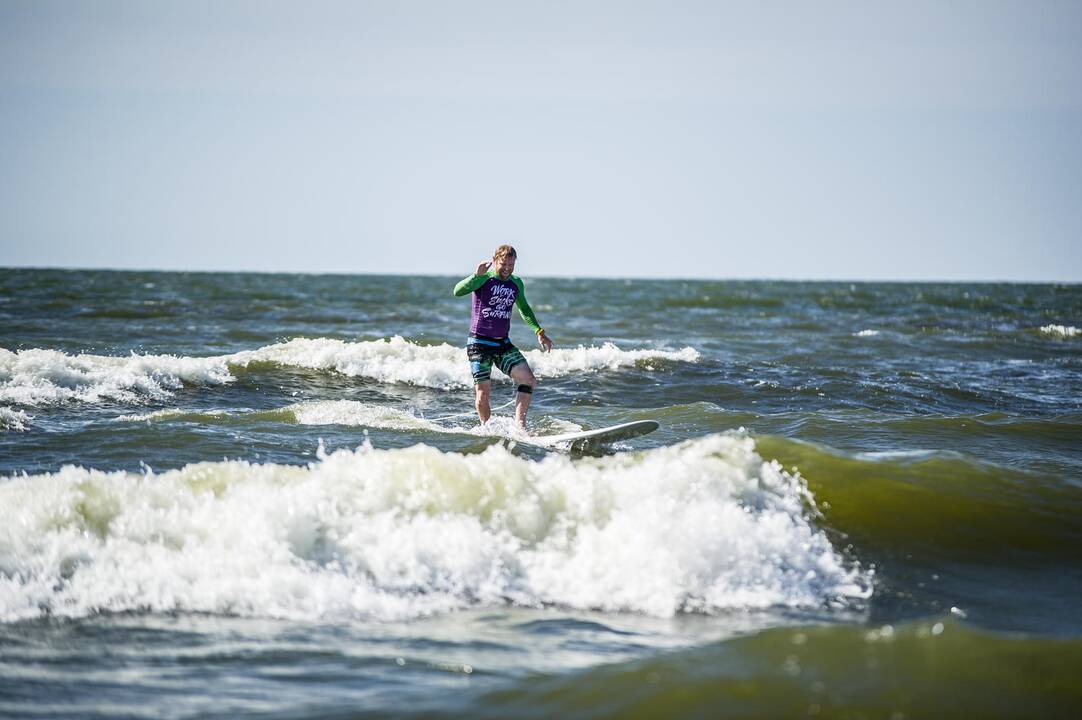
[522,420,659,451]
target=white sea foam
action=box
[526,342,700,378]
[229,337,468,389]
[0,433,869,623]
[1040,324,1079,338]
[115,399,578,439]
[286,400,567,437]
[854,329,880,337]
[0,407,31,432]
[286,400,448,433]
[0,347,233,406]
[231,337,699,389]
[115,401,445,432]
[1,338,701,406]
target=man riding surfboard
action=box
[453,245,553,431]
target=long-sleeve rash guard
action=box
[453,271,542,338]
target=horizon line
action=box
[2,263,1078,286]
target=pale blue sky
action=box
[2,0,1080,281]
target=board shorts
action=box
[466,334,527,384]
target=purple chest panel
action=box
[470,277,518,337]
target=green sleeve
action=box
[511,276,543,333]
[453,272,491,297]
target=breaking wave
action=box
[1040,324,1079,338]
[0,347,232,406]
[0,433,868,623]
[0,338,701,407]
[0,407,31,432]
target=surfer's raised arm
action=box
[453,261,493,297]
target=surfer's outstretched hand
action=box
[475,260,492,276]
[538,330,553,353]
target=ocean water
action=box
[1,269,1080,718]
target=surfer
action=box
[453,245,553,431]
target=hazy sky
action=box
[2,0,1080,281]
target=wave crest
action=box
[0,338,701,406]
[0,407,31,432]
[0,433,868,623]
[0,347,233,406]
[1040,324,1079,338]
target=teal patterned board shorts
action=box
[466,335,527,384]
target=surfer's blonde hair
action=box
[493,244,517,261]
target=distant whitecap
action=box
[1040,324,1079,338]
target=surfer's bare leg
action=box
[474,380,492,424]
[509,363,537,431]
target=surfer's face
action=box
[494,253,516,280]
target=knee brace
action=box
[517,384,534,395]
